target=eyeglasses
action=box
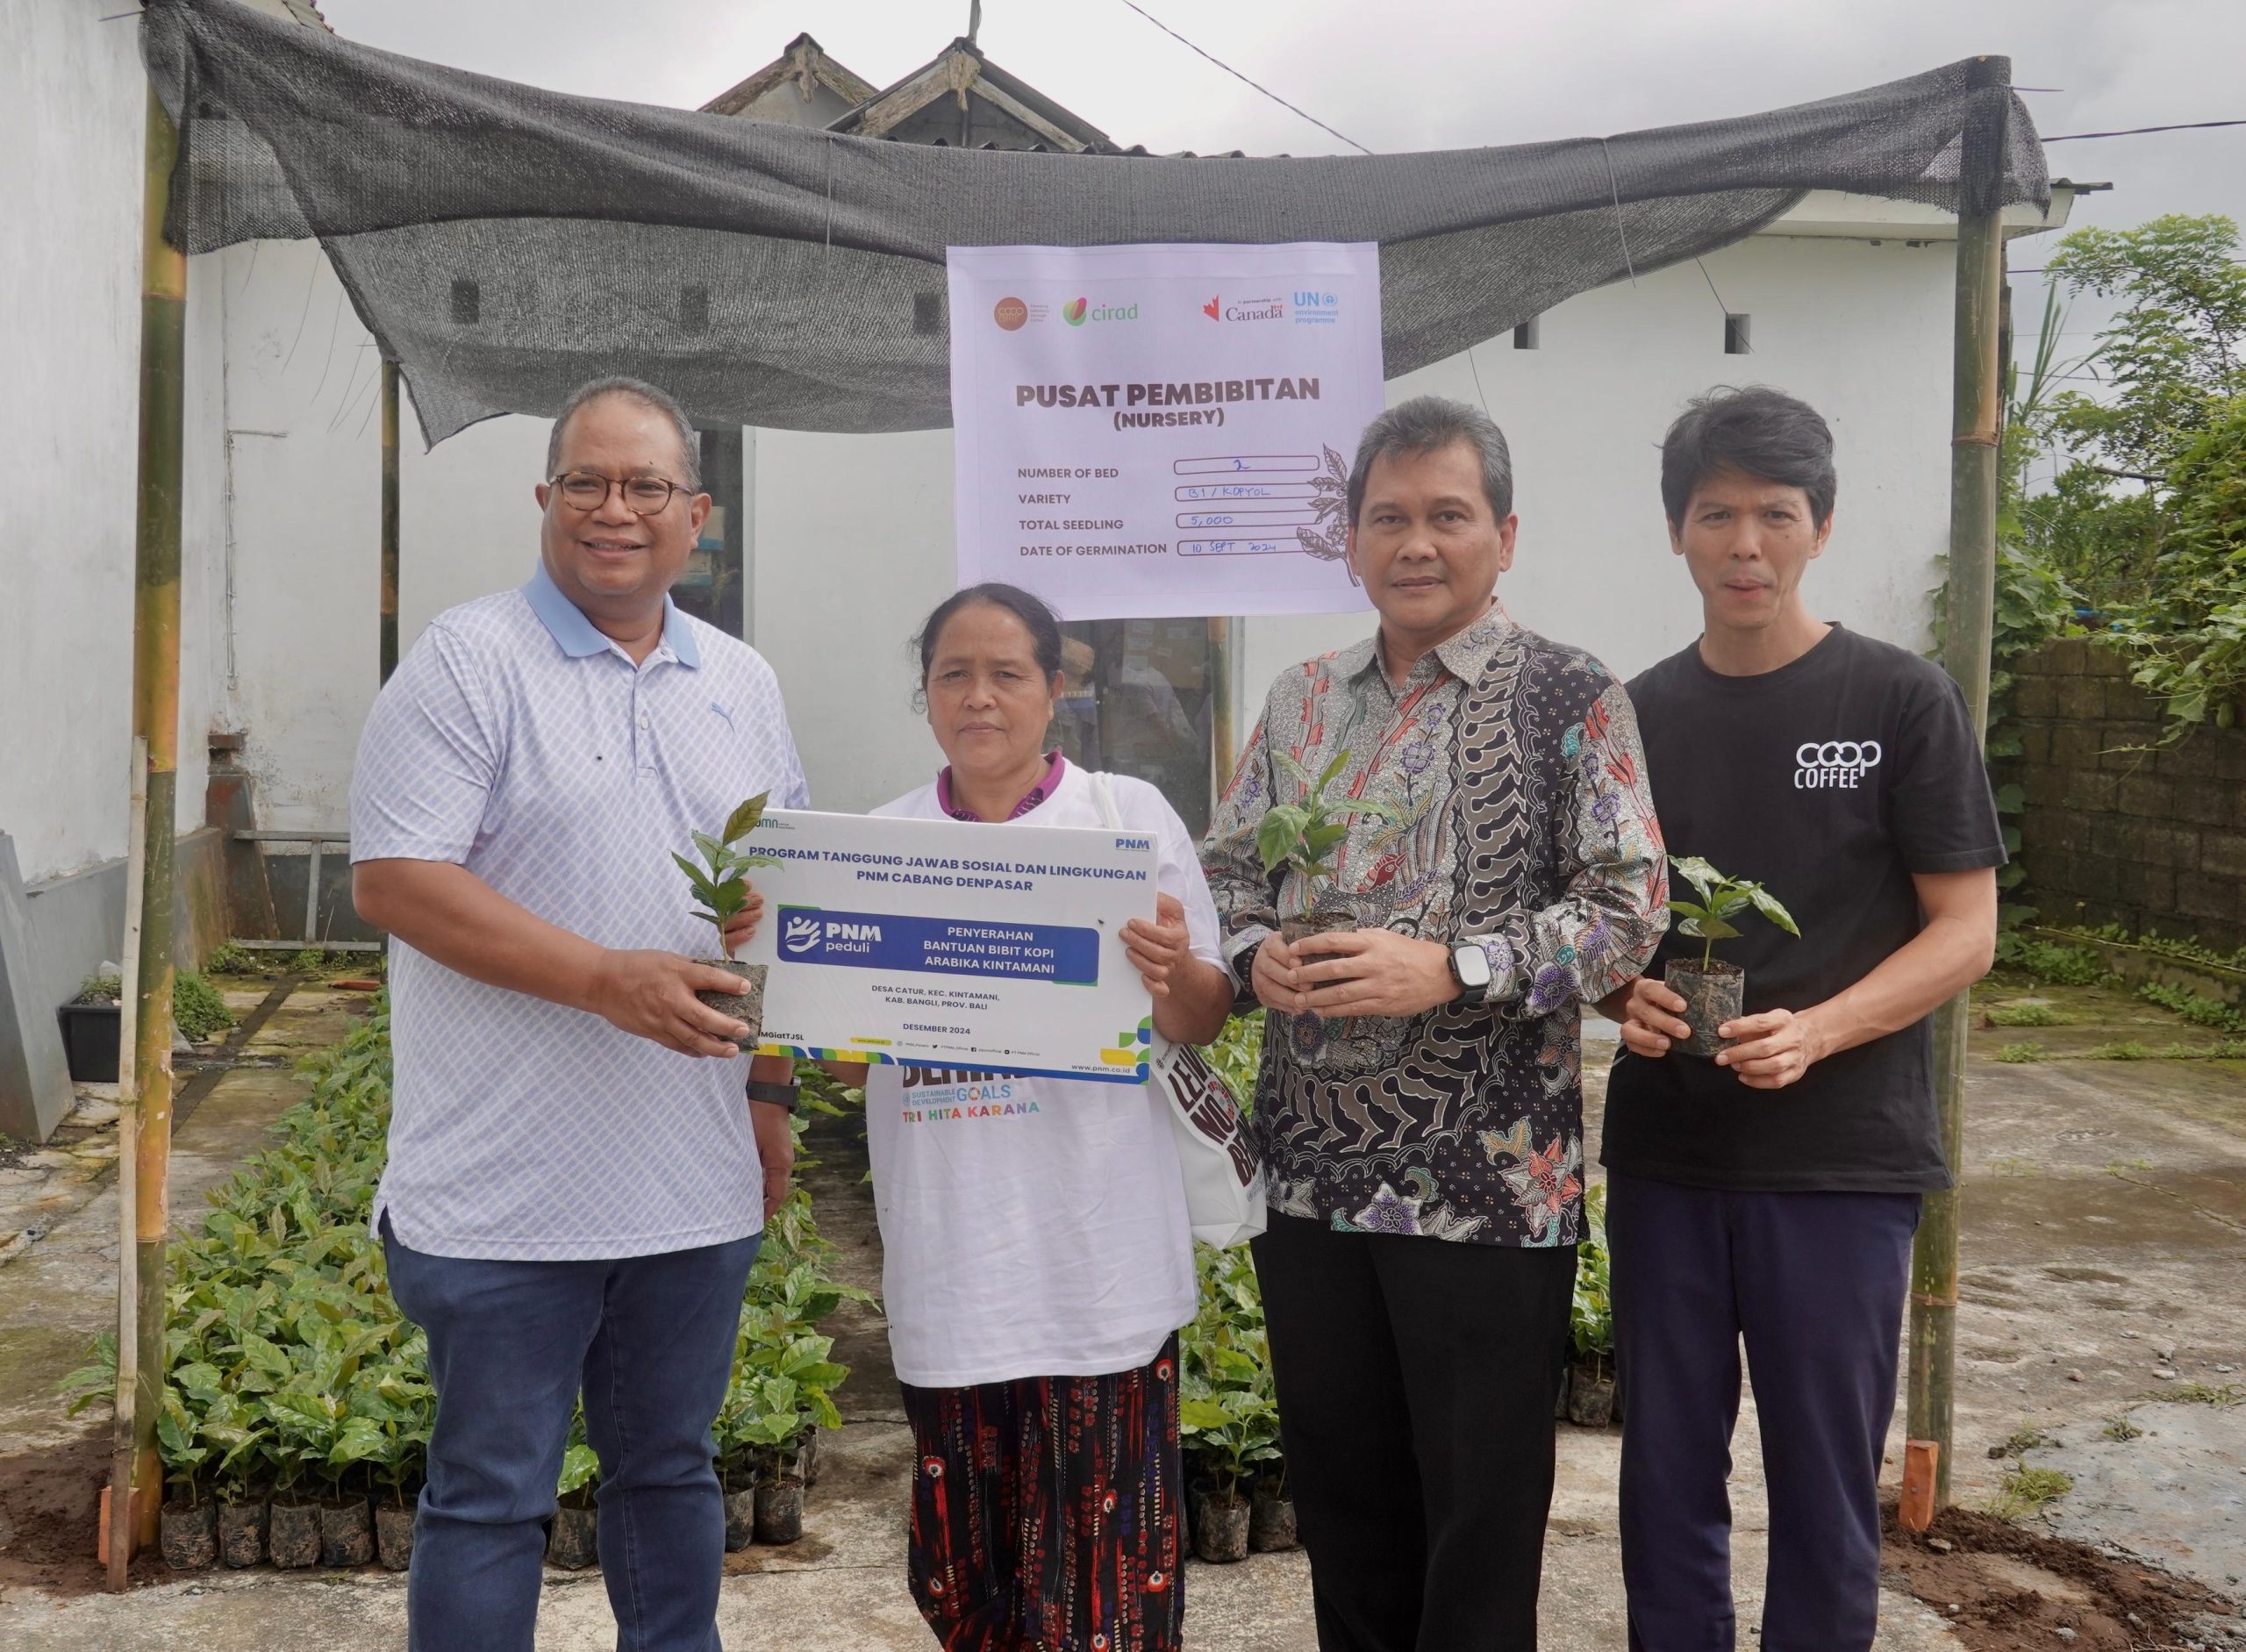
[547,472,690,515]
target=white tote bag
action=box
[1088,772,1269,1248]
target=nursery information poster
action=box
[737,809,1159,1083]
[947,240,1384,620]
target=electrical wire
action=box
[1114,0,1372,154]
[2043,118,2246,142]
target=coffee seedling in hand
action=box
[1664,855,1799,1057]
[674,793,771,961]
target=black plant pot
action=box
[218,1499,267,1568]
[1191,1485,1250,1564]
[1248,1484,1298,1553]
[547,1505,599,1570]
[268,1499,321,1569]
[754,1477,804,1545]
[376,1503,415,1572]
[1567,1356,1617,1428]
[58,1002,121,1083]
[161,1500,217,1570]
[694,960,768,1053]
[723,1484,758,1552]
[319,1497,374,1567]
[1664,960,1744,1059]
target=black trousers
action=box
[1607,1173,1921,1652]
[1251,1210,1577,1652]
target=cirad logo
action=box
[1062,297,1138,325]
[1795,740,1884,790]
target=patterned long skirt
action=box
[898,1335,1184,1651]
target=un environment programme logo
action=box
[1795,740,1883,790]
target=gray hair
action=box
[546,376,702,491]
[1347,395,1513,526]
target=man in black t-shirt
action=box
[1598,386,2003,1651]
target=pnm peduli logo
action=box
[783,914,825,955]
[1794,740,1883,790]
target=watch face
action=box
[1454,944,1493,990]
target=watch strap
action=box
[746,1078,802,1109]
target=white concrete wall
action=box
[0,2,225,887]
[1239,232,1960,712]
[213,226,1962,831]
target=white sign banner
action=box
[736,808,1159,1083]
[948,241,1384,619]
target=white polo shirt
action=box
[350,565,809,1261]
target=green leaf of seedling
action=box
[1671,855,1720,904]
[1303,820,1350,857]
[1256,807,1309,876]
[1317,749,1350,790]
[1179,1398,1232,1433]
[1272,751,1313,790]
[1713,889,1752,918]
[1749,886,1800,936]
[1678,916,1741,942]
[1340,797,1403,823]
[672,853,719,904]
[722,793,770,846]
[1666,900,1712,924]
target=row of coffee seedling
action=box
[62,998,867,1571]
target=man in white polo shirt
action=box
[351,377,808,1651]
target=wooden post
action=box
[1208,616,1238,810]
[380,361,400,683]
[1905,53,2011,1518]
[105,739,148,1587]
[127,81,187,1552]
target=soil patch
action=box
[0,1424,167,1594]
[1884,1499,2245,1650]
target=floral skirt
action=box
[898,1334,1184,1651]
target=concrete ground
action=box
[0,972,2238,1648]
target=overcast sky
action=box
[318,0,2245,336]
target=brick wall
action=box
[2009,637,2246,954]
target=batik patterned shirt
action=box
[1200,607,1666,1247]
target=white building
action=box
[0,8,2085,1136]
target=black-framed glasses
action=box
[547,472,690,515]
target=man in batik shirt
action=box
[1203,396,1665,1650]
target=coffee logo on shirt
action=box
[1795,740,1883,790]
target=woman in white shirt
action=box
[853,583,1234,1651]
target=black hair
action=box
[910,583,1065,708]
[1660,385,1837,529]
[1347,395,1513,526]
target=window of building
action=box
[672,427,747,637]
[1053,618,1223,838]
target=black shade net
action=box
[143,0,2047,445]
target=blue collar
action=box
[523,563,700,669]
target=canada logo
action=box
[1202,295,1220,319]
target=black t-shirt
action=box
[1600,626,2006,1192]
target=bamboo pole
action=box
[128,81,187,1552]
[1904,53,2011,1520]
[1208,616,1238,811]
[105,739,148,1588]
[380,361,400,683]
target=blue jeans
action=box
[1607,1173,1921,1652]
[382,1216,761,1652]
